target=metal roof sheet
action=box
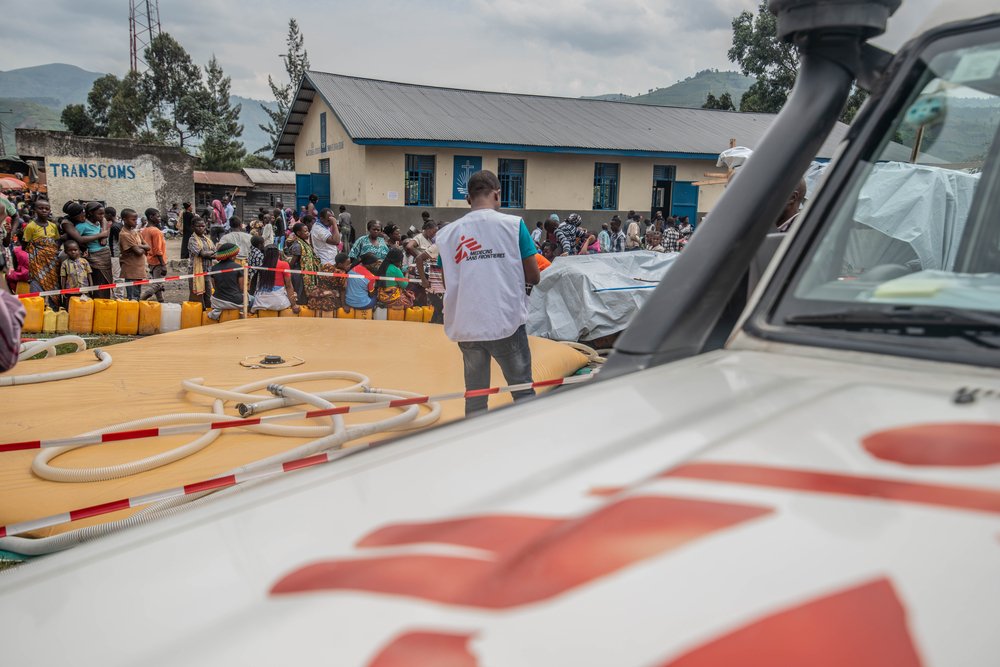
[193,170,254,188]
[241,168,296,186]
[274,71,850,160]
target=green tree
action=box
[240,154,272,169]
[728,1,798,113]
[200,56,247,171]
[107,71,153,140]
[728,1,867,123]
[61,73,153,140]
[60,103,98,136]
[259,18,309,164]
[85,73,122,135]
[142,33,212,150]
[840,88,869,124]
[703,92,736,111]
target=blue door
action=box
[296,173,331,213]
[670,181,699,226]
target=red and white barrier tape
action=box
[0,446,364,538]
[18,265,413,299]
[17,268,242,299]
[0,375,592,453]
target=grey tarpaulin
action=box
[808,161,979,271]
[527,252,679,341]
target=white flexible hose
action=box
[34,372,376,482]
[8,369,442,554]
[559,340,605,365]
[32,403,228,483]
[18,335,86,360]
[2,336,112,387]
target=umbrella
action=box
[0,177,25,190]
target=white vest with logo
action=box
[437,208,527,342]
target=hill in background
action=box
[583,70,755,108]
[629,70,754,107]
[230,95,277,156]
[581,93,632,102]
[0,99,64,155]
[0,64,277,157]
[0,64,103,108]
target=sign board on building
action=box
[15,129,196,215]
[44,156,160,211]
[452,156,481,200]
[305,142,344,157]
[387,191,399,201]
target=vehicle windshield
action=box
[774,26,1000,344]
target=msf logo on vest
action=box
[454,236,483,263]
[454,235,506,264]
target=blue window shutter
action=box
[499,158,526,209]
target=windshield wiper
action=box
[785,307,1000,349]
[786,306,1000,329]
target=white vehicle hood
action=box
[2,348,999,666]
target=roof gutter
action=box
[353,139,718,161]
[601,0,902,378]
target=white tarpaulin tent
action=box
[808,160,979,271]
[527,252,679,341]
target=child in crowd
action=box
[251,244,299,314]
[207,243,247,320]
[307,253,351,313]
[5,237,30,294]
[59,240,92,291]
[139,208,167,302]
[188,216,216,308]
[344,252,380,314]
[247,234,265,293]
[375,248,413,310]
[118,208,149,300]
[644,230,666,252]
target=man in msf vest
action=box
[436,170,541,416]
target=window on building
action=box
[405,154,435,207]
[320,112,327,152]
[593,162,620,210]
[319,158,330,174]
[498,158,525,209]
[653,165,676,182]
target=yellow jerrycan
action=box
[68,297,94,334]
[55,308,70,334]
[21,297,44,333]
[92,299,119,335]
[138,302,161,335]
[116,300,139,335]
[42,308,57,334]
[181,301,203,329]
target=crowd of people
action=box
[535,210,695,261]
[0,191,170,307]
[179,200,447,322]
[0,173,704,416]
[1,182,699,326]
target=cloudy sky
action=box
[5,0,940,101]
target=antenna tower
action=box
[129,0,162,73]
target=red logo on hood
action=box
[270,496,772,607]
